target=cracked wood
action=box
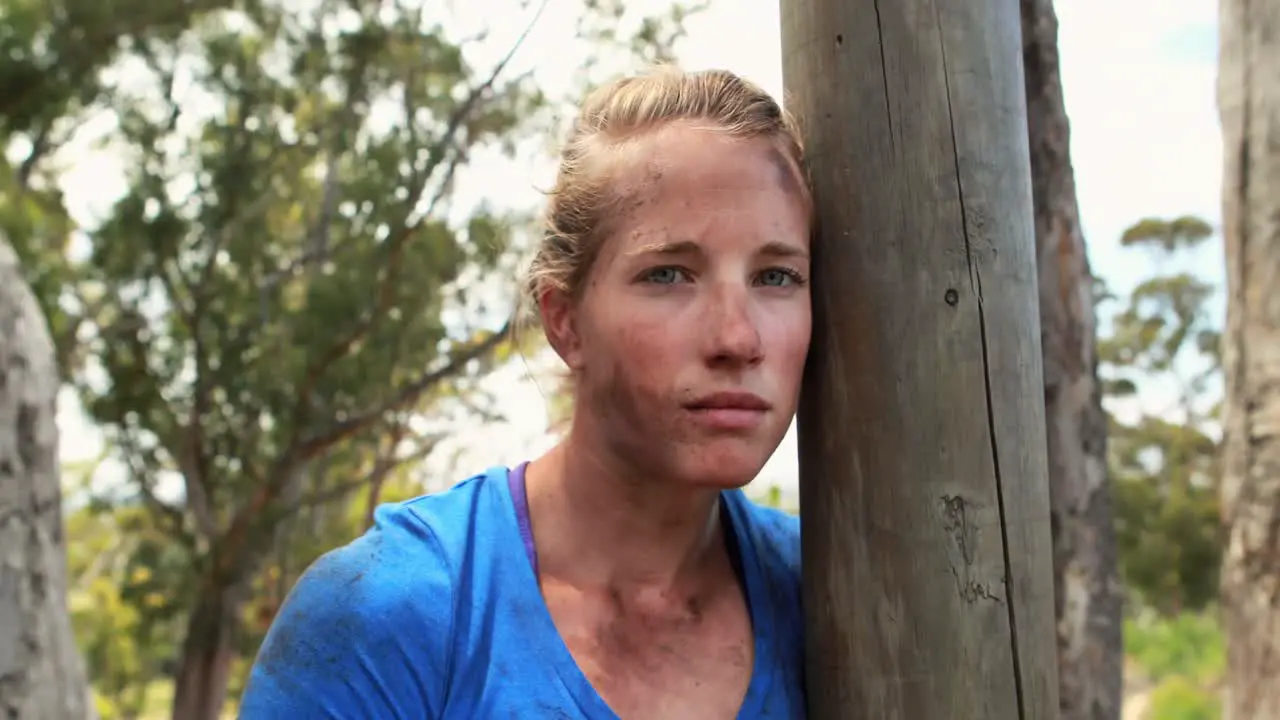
[781,0,1060,717]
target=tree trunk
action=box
[1021,2,1123,719]
[0,237,94,719]
[170,575,248,720]
[1218,0,1280,717]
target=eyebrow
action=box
[625,239,809,259]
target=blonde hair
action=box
[522,66,808,308]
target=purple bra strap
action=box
[507,462,539,578]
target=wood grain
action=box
[780,0,1060,716]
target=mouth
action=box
[684,392,771,431]
[685,391,772,412]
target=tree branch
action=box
[455,386,509,424]
[210,3,547,586]
[281,431,444,521]
[298,318,513,461]
[15,124,51,190]
[288,5,545,427]
[412,0,549,189]
[115,428,192,546]
[137,477,195,547]
[254,0,547,325]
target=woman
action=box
[239,65,813,719]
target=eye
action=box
[642,266,691,285]
[756,267,805,287]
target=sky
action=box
[53,0,1224,505]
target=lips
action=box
[684,391,771,431]
[686,391,772,412]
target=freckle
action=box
[686,595,704,622]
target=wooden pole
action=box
[780,1,1060,717]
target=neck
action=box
[524,436,726,592]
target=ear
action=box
[539,287,584,371]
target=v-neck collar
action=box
[491,466,778,719]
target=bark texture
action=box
[1021,2,1124,719]
[1218,0,1280,717]
[0,237,93,719]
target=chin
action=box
[673,442,772,490]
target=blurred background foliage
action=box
[0,0,1227,717]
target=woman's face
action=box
[546,122,812,489]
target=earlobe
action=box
[539,288,583,370]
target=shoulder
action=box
[726,490,806,699]
[727,489,800,579]
[240,468,507,718]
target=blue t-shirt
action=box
[239,465,805,718]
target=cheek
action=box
[763,299,812,389]
[610,311,682,393]
[582,305,681,413]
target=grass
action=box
[1125,608,1223,720]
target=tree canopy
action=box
[1099,215,1222,616]
[2,0,699,717]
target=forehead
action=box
[604,126,810,250]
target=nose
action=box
[705,283,764,369]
